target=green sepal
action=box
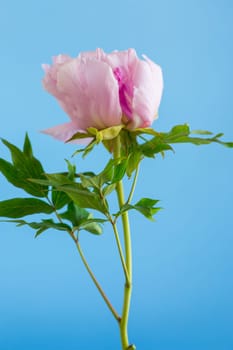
[72,139,98,158]
[95,125,124,140]
[69,125,124,143]
[66,131,91,141]
[0,198,54,218]
[70,125,124,157]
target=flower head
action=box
[42,48,163,142]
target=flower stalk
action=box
[71,232,121,322]
[113,135,135,350]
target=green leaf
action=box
[133,198,161,221]
[45,173,74,186]
[126,150,143,177]
[65,159,76,180]
[52,188,71,210]
[57,184,107,214]
[191,129,213,135]
[29,178,52,186]
[99,159,115,185]
[34,220,71,237]
[160,124,233,147]
[135,198,159,208]
[140,140,173,158]
[102,183,116,197]
[61,202,90,227]
[120,129,138,158]
[112,159,128,183]
[0,136,48,197]
[79,158,126,189]
[23,133,33,158]
[61,203,104,235]
[115,197,161,221]
[79,173,101,189]
[29,172,75,187]
[0,198,54,218]
[0,159,48,197]
[2,219,71,237]
[163,124,190,142]
[131,127,160,137]
[79,219,103,235]
[139,124,233,158]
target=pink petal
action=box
[106,49,163,128]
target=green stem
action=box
[113,136,134,350]
[71,232,120,322]
[48,197,120,323]
[111,219,130,284]
[126,165,139,205]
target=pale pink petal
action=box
[142,54,163,114]
[130,58,163,128]
[52,54,72,65]
[78,48,106,61]
[42,55,72,99]
[106,48,138,70]
[56,58,122,129]
[41,121,89,143]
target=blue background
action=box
[0,1,233,349]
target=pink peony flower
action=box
[42,48,163,142]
